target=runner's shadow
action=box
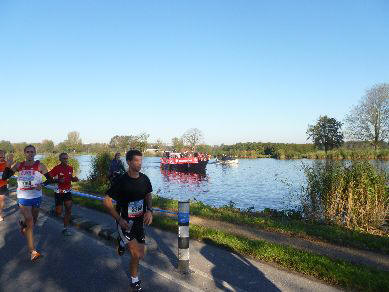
[146,227,178,267]
[2,203,19,218]
[200,240,281,291]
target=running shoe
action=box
[19,220,27,235]
[62,228,73,236]
[117,237,125,256]
[31,250,42,262]
[129,280,142,292]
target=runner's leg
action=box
[0,195,4,220]
[19,205,35,252]
[128,240,145,277]
[31,205,40,226]
[64,199,72,228]
[55,193,63,217]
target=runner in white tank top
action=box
[5,145,52,261]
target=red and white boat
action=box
[160,152,209,173]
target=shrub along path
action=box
[186,215,389,271]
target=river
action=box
[39,155,388,211]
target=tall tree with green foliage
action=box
[64,131,83,152]
[0,140,13,152]
[171,137,185,152]
[307,116,344,154]
[40,139,55,153]
[345,83,389,150]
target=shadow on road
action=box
[200,239,281,291]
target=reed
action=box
[302,160,388,232]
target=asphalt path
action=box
[0,198,196,292]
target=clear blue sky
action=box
[1,0,388,145]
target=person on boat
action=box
[48,152,79,236]
[2,145,55,261]
[103,149,153,292]
[108,152,126,183]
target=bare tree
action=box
[345,83,389,149]
[182,128,203,151]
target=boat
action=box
[160,152,209,173]
[215,156,239,165]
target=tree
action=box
[171,137,185,152]
[0,140,13,152]
[109,135,131,152]
[307,116,344,153]
[182,128,203,151]
[345,83,389,149]
[109,133,149,153]
[154,138,165,150]
[40,139,55,153]
[64,131,83,152]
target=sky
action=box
[1,0,388,145]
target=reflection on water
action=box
[161,169,208,184]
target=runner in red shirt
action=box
[49,153,79,236]
[0,150,12,222]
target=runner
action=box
[48,152,79,236]
[103,149,153,292]
[0,150,12,222]
[108,152,126,184]
[2,145,54,261]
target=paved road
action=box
[0,197,341,292]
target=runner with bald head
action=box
[48,152,79,236]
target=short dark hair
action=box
[59,152,68,159]
[126,149,142,161]
[24,145,36,152]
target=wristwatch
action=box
[146,207,153,213]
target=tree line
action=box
[1,83,387,159]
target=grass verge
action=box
[152,216,389,292]
[153,195,389,254]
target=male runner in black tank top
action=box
[103,149,153,292]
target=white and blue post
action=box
[178,200,190,273]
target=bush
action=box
[87,151,113,188]
[41,154,80,175]
[301,160,389,232]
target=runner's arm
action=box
[103,196,129,229]
[2,162,20,180]
[144,192,153,225]
[145,192,152,211]
[39,163,58,185]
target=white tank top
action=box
[16,161,43,199]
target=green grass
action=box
[152,216,389,292]
[152,195,389,254]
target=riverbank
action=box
[35,184,389,291]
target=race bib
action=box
[128,199,144,218]
[17,171,42,190]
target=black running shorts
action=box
[55,192,72,206]
[117,217,145,244]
